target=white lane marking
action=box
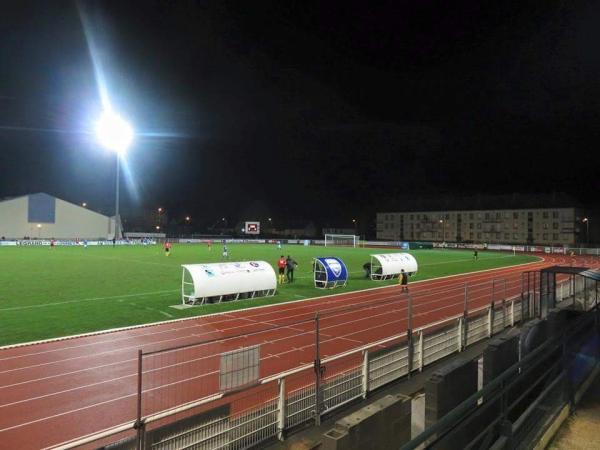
[0,290,178,312]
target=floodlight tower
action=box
[95,109,134,240]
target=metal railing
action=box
[400,289,600,450]
[48,276,594,450]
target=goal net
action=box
[324,234,360,247]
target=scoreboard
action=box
[244,221,260,235]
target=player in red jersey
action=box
[277,255,287,284]
[164,241,172,256]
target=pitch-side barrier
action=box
[46,277,597,450]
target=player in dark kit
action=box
[399,269,408,293]
[286,255,298,283]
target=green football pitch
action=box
[0,244,538,346]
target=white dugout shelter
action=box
[181,261,277,305]
[370,253,418,281]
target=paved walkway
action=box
[549,372,600,450]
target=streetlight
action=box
[82,202,87,207]
[439,219,445,242]
[155,225,160,231]
[185,216,190,222]
[583,217,589,246]
[95,109,134,241]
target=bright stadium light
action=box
[82,202,87,207]
[95,110,134,155]
[95,109,134,242]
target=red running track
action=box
[0,254,598,450]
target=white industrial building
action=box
[0,193,118,240]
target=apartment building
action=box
[376,207,585,246]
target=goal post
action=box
[324,234,360,248]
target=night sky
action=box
[1,1,600,228]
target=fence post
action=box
[457,318,463,352]
[362,350,369,398]
[502,280,507,329]
[488,303,494,337]
[584,277,588,311]
[407,292,414,377]
[135,349,144,450]
[520,274,526,321]
[277,377,286,441]
[314,313,323,426]
[463,283,469,349]
[510,300,515,327]
[418,330,424,371]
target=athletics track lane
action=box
[0,254,598,449]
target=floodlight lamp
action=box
[37,224,42,228]
[95,110,134,155]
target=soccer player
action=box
[363,261,372,278]
[399,269,408,293]
[208,240,212,251]
[286,255,297,283]
[164,241,171,256]
[277,240,282,250]
[222,245,228,259]
[277,255,287,284]
[50,238,56,249]
[473,249,478,260]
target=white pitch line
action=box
[0,290,178,312]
